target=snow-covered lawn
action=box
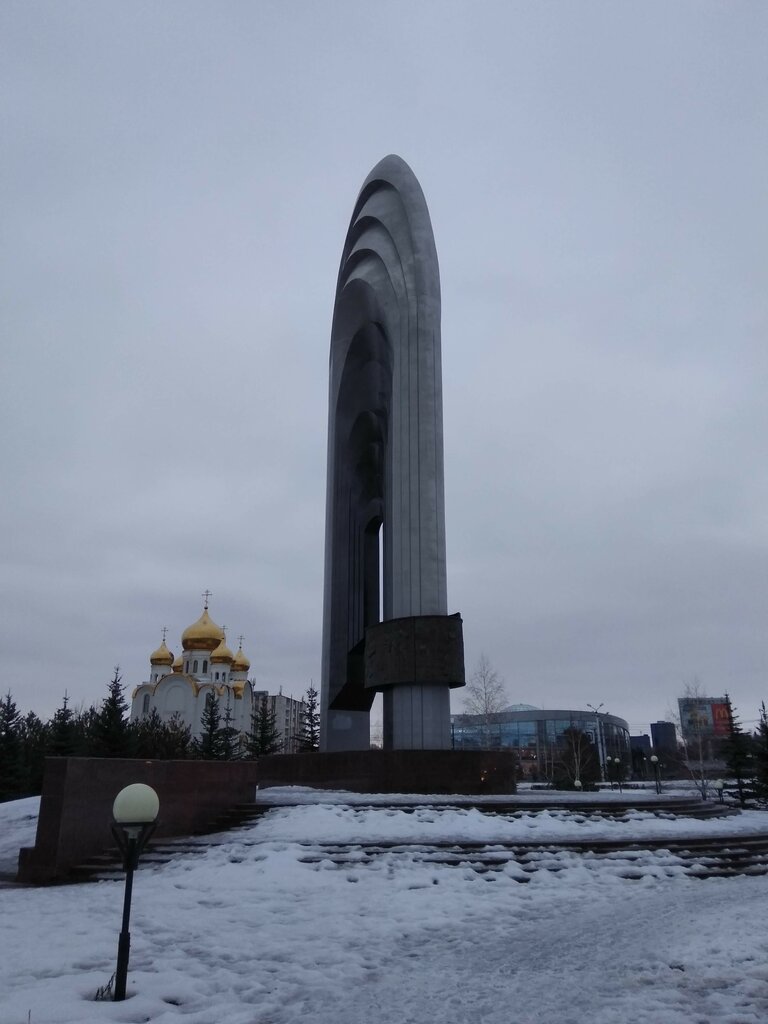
[2,791,768,1024]
[0,795,39,876]
[249,800,768,846]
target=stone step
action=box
[293,840,768,881]
[78,831,768,883]
[243,798,736,820]
[65,801,765,883]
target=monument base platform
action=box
[256,750,517,795]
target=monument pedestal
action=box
[255,749,517,796]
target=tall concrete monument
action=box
[321,155,465,752]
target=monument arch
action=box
[321,155,465,752]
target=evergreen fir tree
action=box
[48,692,78,757]
[722,693,752,807]
[193,691,223,759]
[132,708,168,758]
[753,702,768,804]
[298,682,320,752]
[18,710,48,795]
[217,695,241,760]
[73,703,100,756]
[0,691,23,801]
[246,696,281,756]
[162,712,193,759]
[93,667,132,757]
[128,709,193,760]
[748,704,767,799]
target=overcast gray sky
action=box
[2,1,766,736]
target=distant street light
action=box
[650,754,662,795]
[111,784,160,1001]
[586,705,606,778]
[613,756,624,794]
[713,778,725,804]
[574,778,583,791]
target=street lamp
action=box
[574,778,583,791]
[586,704,606,776]
[713,778,725,804]
[650,754,662,795]
[613,756,624,794]
[111,783,160,1001]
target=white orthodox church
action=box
[131,599,306,752]
[131,600,256,742]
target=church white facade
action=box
[131,601,258,745]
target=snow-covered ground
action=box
[0,795,39,876]
[249,798,768,846]
[254,781,691,804]
[2,791,768,1024]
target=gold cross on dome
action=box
[202,589,212,609]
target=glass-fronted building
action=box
[450,705,631,781]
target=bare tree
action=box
[463,655,507,748]
[554,727,600,789]
[370,717,383,749]
[676,678,712,801]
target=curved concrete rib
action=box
[321,155,457,751]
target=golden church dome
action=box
[149,639,174,666]
[172,655,183,673]
[211,637,234,663]
[232,643,250,672]
[181,606,225,652]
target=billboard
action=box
[678,697,730,741]
[710,700,731,737]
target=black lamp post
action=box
[613,756,624,794]
[586,704,605,777]
[111,783,159,1002]
[713,778,724,804]
[650,754,662,795]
